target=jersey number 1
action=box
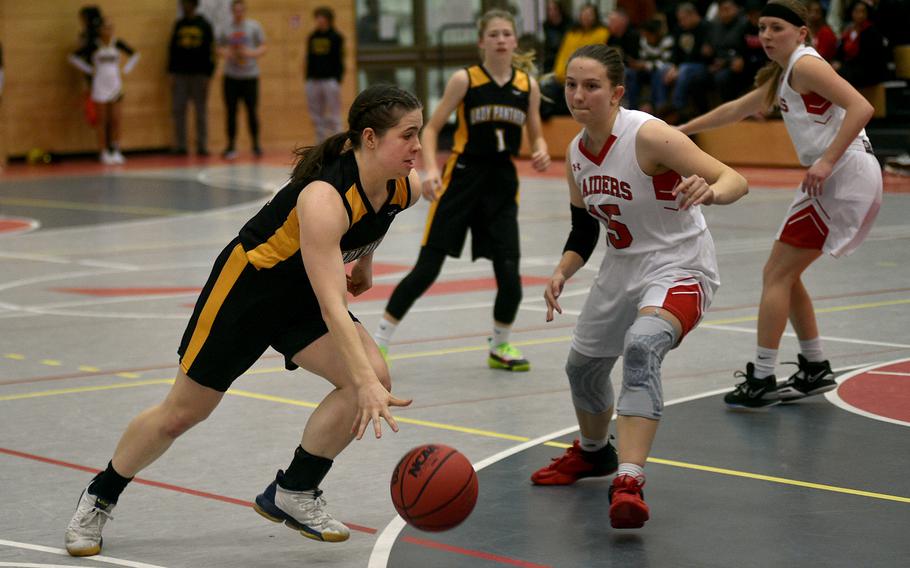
[588,204,633,249]
[494,128,506,152]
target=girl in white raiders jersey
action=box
[68,20,140,165]
[531,44,747,530]
[678,0,882,409]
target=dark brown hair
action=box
[567,44,625,87]
[290,84,422,183]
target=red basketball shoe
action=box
[530,440,617,485]
[609,474,649,529]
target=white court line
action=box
[701,323,910,349]
[0,540,167,568]
[368,360,880,568]
[826,357,910,428]
[368,386,730,568]
[868,371,910,377]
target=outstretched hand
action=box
[351,381,412,440]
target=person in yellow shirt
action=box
[541,3,609,117]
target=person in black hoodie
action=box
[168,0,215,156]
[305,7,344,143]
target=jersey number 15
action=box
[588,204,633,249]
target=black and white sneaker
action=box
[777,354,837,402]
[723,363,780,408]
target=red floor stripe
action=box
[0,446,550,566]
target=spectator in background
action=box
[627,18,674,112]
[606,9,642,106]
[807,0,838,61]
[741,1,769,87]
[834,0,888,87]
[68,20,140,165]
[663,3,713,121]
[305,7,344,143]
[217,0,267,160]
[542,0,571,74]
[707,0,749,101]
[541,3,609,118]
[168,0,215,157]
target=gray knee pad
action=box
[617,315,678,420]
[566,348,617,414]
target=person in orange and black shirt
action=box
[64,85,422,557]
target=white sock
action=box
[580,435,608,452]
[492,325,510,348]
[373,317,397,349]
[753,346,778,379]
[799,337,825,362]
[617,462,645,482]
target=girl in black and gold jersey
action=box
[374,9,551,372]
[64,85,422,556]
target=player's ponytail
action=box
[291,84,421,183]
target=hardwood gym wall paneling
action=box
[0,0,356,159]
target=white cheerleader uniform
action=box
[568,108,720,358]
[777,45,882,257]
[69,38,140,104]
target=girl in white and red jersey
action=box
[68,20,140,165]
[678,0,882,408]
[531,44,747,530]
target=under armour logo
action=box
[572,162,581,172]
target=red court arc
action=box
[830,358,910,425]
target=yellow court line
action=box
[2,375,908,504]
[533,441,910,504]
[646,457,910,504]
[0,379,174,401]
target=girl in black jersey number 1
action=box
[374,9,551,372]
[64,85,422,556]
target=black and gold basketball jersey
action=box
[451,65,530,157]
[238,151,412,273]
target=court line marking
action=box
[0,449,545,568]
[0,540,168,568]
[4,362,907,506]
[826,356,910,428]
[367,361,909,568]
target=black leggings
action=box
[223,76,259,148]
[385,247,522,325]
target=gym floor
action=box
[1,154,908,568]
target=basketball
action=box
[390,443,478,532]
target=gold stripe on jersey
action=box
[246,209,300,269]
[452,102,469,154]
[512,70,529,92]
[180,243,248,373]
[344,183,368,226]
[467,65,490,87]
[391,178,409,208]
[421,154,458,246]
